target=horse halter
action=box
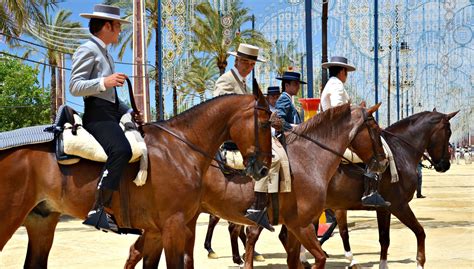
[244,100,272,179]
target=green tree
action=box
[270,39,303,76]
[26,8,83,121]
[191,1,270,75]
[0,57,50,131]
[185,56,219,102]
[0,0,58,41]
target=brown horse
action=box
[0,93,272,269]
[122,103,389,269]
[238,109,458,269]
[323,109,458,269]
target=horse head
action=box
[349,103,388,174]
[426,110,459,172]
[229,80,272,180]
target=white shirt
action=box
[320,76,350,111]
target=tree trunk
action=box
[50,66,57,123]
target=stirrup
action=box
[245,208,275,232]
[83,207,120,234]
[361,192,391,208]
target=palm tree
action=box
[185,56,220,102]
[270,39,303,76]
[26,8,84,121]
[0,0,57,41]
[191,1,270,75]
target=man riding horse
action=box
[321,56,390,207]
[69,4,143,233]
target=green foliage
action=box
[0,57,50,131]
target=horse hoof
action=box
[302,261,312,268]
[207,251,219,259]
[254,254,265,262]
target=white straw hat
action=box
[228,43,266,63]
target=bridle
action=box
[146,98,272,178]
[359,109,387,172]
[382,118,450,170]
[289,108,385,174]
[244,99,273,177]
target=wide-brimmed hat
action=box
[276,71,307,84]
[80,4,130,24]
[265,86,281,95]
[321,56,356,72]
[228,43,266,63]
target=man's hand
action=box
[131,110,145,126]
[270,112,283,132]
[104,73,128,88]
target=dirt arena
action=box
[1,163,473,268]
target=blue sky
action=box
[0,0,267,116]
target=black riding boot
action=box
[83,188,120,233]
[361,172,391,208]
[245,192,275,232]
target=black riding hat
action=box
[276,71,307,84]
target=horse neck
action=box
[158,95,246,159]
[289,105,354,175]
[384,114,435,164]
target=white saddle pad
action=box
[62,113,148,186]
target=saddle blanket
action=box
[0,125,54,150]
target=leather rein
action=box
[381,129,438,169]
[289,109,383,174]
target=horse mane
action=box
[286,103,351,143]
[146,94,241,126]
[385,111,444,132]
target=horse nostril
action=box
[259,166,269,177]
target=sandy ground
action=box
[1,163,473,268]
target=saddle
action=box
[51,105,148,186]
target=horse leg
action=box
[390,205,426,269]
[125,231,163,269]
[278,225,289,252]
[376,209,391,269]
[162,215,187,269]
[184,214,199,269]
[285,231,304,269]
[229,223,243,265]
[243,225,263,269]
[287,224,327,269]
[234,223,264,262]
[204,214,220,259]
[22,210,61,269]
[335,209,358,266]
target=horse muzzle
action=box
[434,159,450,172]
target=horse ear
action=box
[367,103,381,114]
[433,108,437,112]
[446,110,459,120]
[359,101,366,108]
[253,78,264,100]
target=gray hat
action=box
[322,56,356,72]
[80,4,130,24]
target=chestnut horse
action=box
[234,109,458,269]
[0,93,272,269]
[324,109,458,269]
[122,103,389,269]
